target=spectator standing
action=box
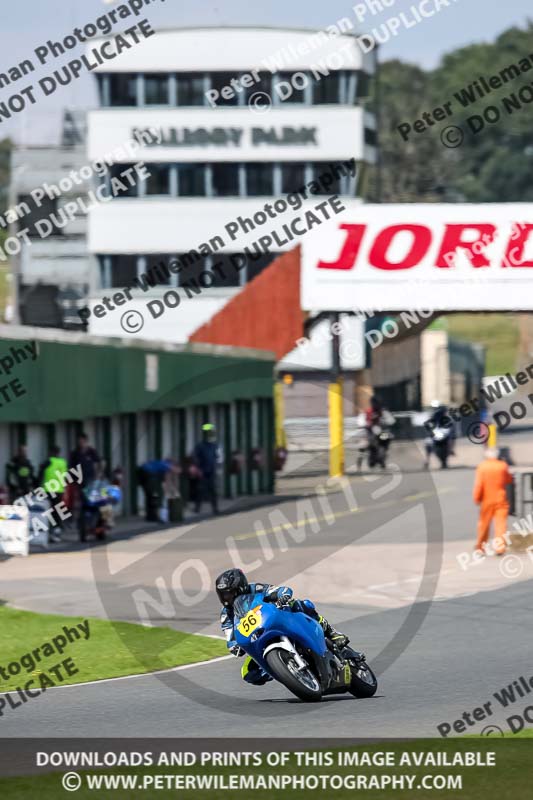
[183,455,201,510]
[193,424,221,515]
[138,459,170,522]
[6,444,35,502]
[38,445,68,541]
[473,448,514,555]
[69,433,100,486]
[69,433,100,542]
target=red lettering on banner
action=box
[315,221,533,271]
[317,224,365,270]
[435,224,497,268]
[368,225,432,270]
[503,224,533,267]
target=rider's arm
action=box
[220,606,245,656]
[263,584,294,605]
[220,607,237,649]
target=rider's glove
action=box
[229,644,245,657]
[276,587,293,606]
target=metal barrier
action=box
[515,471,533,520]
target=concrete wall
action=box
[282,373,356,418]
[421,330,451,408]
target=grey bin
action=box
[167,497,183,523]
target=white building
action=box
[86,26,377,342]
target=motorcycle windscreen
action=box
[234,592,263,618]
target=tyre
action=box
[349,660,378,698]
[435,443,448,468]
[265,648,322,702]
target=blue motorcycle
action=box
[233,591,377,702]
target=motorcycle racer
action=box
[365,395,384,430]
[216,568,349,685]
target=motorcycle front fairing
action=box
[233,592,330,686]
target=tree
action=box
[369,60,456,203]
[0,138,12,316]
[0,137,12,213]
[372,22,533,203]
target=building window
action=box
[311,163,344,195]
[243,72,272,105]
[96,75,106,105]
[364,128,377,146]
[177,253,212,287]
[145,164,170,195]
[110,256,138,287]
[281,163,307,194]
[245,163,274,196]
[144,254,173,285]
[276,72,307,103]
[357,72,371,98]
[177,164,206,196]
[17,195,62,237]
[210,73,239,106]
[144,73,169,105]
[312,72,341,104]
[177,73,205,106]
[212,163,240,197]
[109,74,137,106]
[244,252,277,282]
[204,254,241,287]
[109,163,138,197]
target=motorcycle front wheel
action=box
[265,649,322,702]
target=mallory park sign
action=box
[132,126,318,148]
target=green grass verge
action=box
[0,605,227,692]
[0,739,532,800]
[465,729,533,738]
[430,313,520,375]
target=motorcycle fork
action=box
[279,636,307,670]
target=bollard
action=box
[329,380,344,478]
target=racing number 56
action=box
[242,613,257,634]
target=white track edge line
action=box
[0,655,233,697]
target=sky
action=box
[1,0,531,144]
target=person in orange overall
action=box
[473,448,513,555]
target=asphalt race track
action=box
[2,434,532,739]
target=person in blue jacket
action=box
[193,423,221,515]
[138,458,172,522]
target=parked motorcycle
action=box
[233,591,377,702]
[81,483,122,541]
[357,425,393,471]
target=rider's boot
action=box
[241,656,272,685]
[322,619,350,649]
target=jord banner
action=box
[301,203,533,311]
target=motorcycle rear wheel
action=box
[349,661,378,698]
[265,649,322,702]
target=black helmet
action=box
[215,568,249,607]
